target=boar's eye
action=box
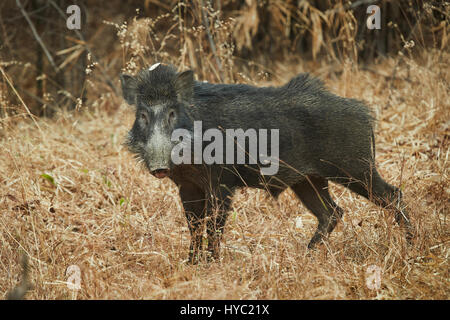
[168,109,176,127]
[138,111,149,127]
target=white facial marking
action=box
[145,105,172,170]
[151,105,164,114]
[149,62,161,71]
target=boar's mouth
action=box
[151,168,169,179]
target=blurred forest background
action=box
[0,0,448,117]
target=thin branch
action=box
[200,0,223,82]
[386,10,425,98]
[5,3,50,22]
[0,66,44,137]
[16,0,59,72]
[19,86,59,111]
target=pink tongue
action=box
[154,171,167,179]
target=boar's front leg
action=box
[179,183,207,264]
[205,188,232,261]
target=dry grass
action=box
[0,48,448,299]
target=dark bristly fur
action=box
[120,64,414,263]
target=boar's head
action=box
[120,63,194,178]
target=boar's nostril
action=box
[152,169,169,179]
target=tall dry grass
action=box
[0,2,448,300]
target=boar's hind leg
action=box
[179,184,207,264]
[291,176,344,249]
[335,170,414,242]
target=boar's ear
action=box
[120,74,137,105]
[174,70,194,103]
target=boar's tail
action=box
[371,130,376,160]
[365,106,376,161]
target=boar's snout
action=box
[151,168,170,179]
[143,135,174,178]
